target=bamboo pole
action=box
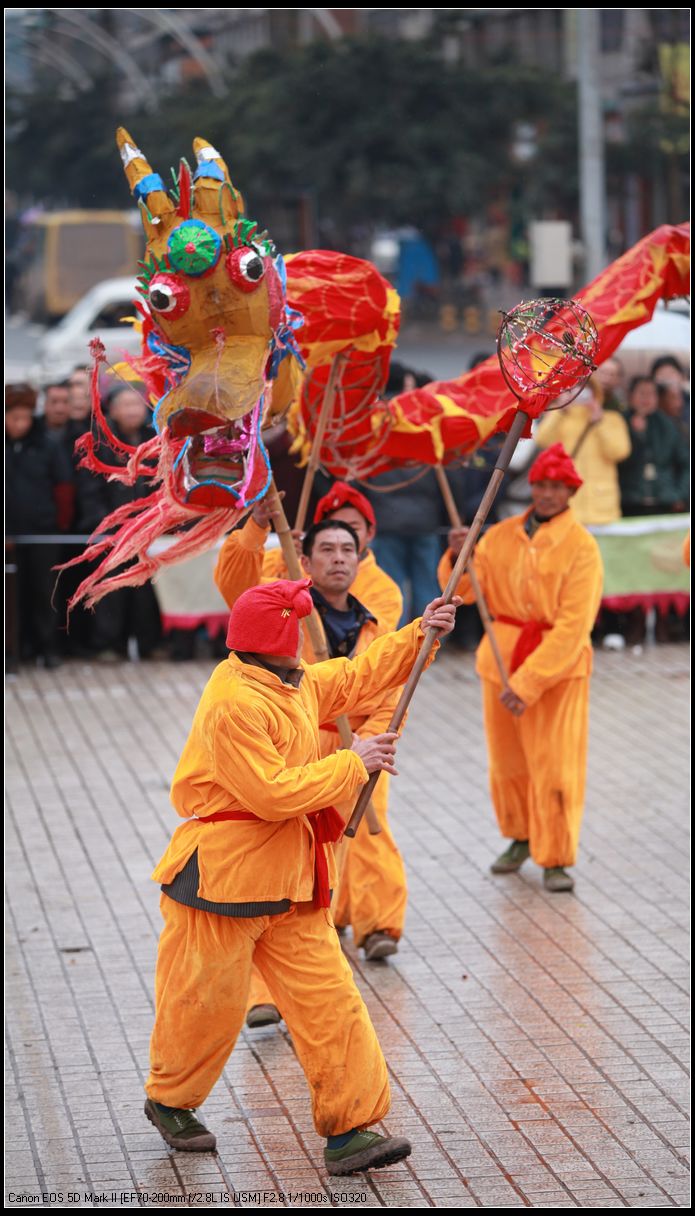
[291,351,383,833]
[434,463,509,690]
[570,417,596,459]
[344,410,529,838]
[294,353,344,534]
[265,480,382,835]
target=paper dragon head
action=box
[118,126,303,510]
[60,130,305,608]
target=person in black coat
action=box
[362,364,444,625]
[5,384,74,668]
[75,384,163,660]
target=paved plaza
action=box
[5,642,690,1208]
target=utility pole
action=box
[577,10,607,279]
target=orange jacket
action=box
[214,517,403,634]
[151,620,434,903]
[213,516,404,737]
[438,509,603,706]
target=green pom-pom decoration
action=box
[167,220,222,276]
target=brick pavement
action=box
[5,643,690,1208]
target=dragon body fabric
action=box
[371,222,690,469]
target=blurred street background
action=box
[5,8,690,381]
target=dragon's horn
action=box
[116,127,174,228]
[177,158,193,219]
[192,136,244,221]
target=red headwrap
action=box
[226,578,314,656]
[529,443,583,488]
[314,481,376,528]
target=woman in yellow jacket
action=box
[439,444,603,892]
[535,376,631,525]
[144,577,457,1172]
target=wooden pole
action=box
[265,480,382,835]
[434,463,509,690]
[344,410,529,838]
[294,354,344,534]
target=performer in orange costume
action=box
[214,484,407,999]
[215,480,402,641]
[439,444,603,892]
[145,577,457,1172]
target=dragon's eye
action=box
[226,247,266,292]
[148,274,190,319]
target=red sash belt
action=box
[495,614,551,673]
[202,811,258,822]
[200,807,344,908]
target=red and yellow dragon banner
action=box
[368,221,690,471]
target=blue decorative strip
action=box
[147,332,192,432]
[274,253,288,291]
[133,173,166,201]
[151,392,167,435]
[146,331,192,381]
[252,402,273,504]
[267,317,306,382]
[194,161,225,182]
[173,439,190,470]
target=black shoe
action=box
[144,1099,216,1152]
[325,1130,412,1175]
[362,932,399,961]
[543,867,575,893]
[245,1003,282,1028]
[490,840,530,873]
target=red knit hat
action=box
[529,443,583,488]
[226,578,314,656]
[314,481,376,528]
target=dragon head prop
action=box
[60,130,304,608]
[119,126,303,510]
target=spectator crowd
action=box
[5,351,690,670]
[6,370,163,669]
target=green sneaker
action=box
[144,1099,217,1152]
[544,867,575,893]
[490,839,530,874]
[363,931,399,962]
[325,1130,412,1176]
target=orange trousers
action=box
[332,772,407,946]
[247,776,407,1011]
[482,676,589,868]
[146,895,390,1137]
